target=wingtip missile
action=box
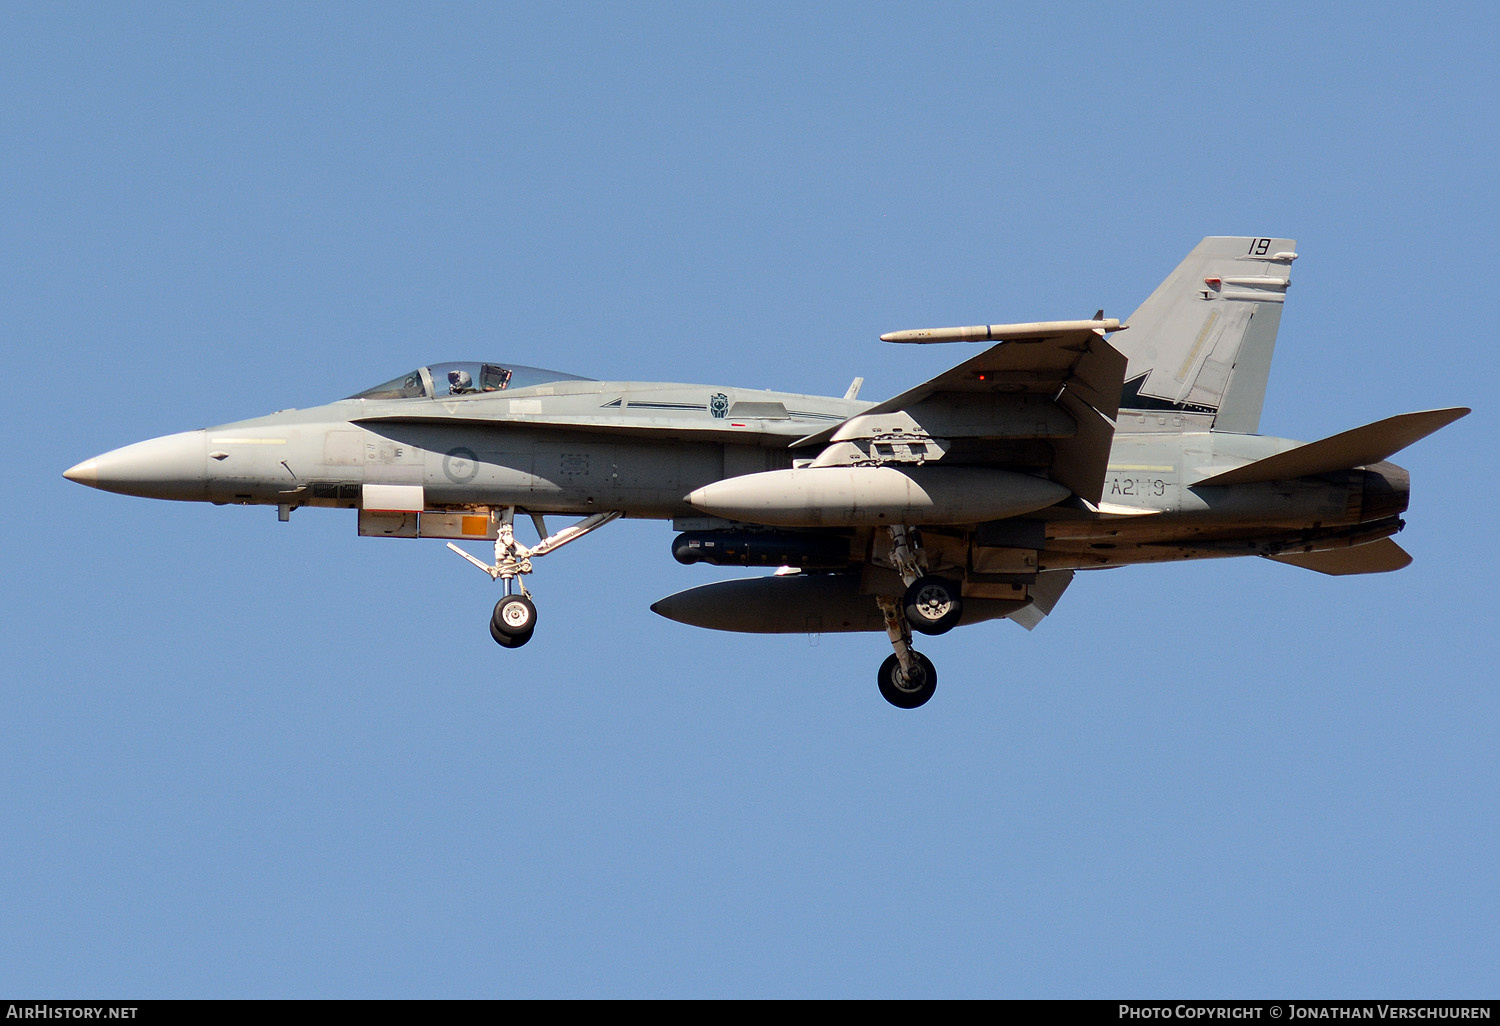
[880,318,1123,344]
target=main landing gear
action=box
[449,507,621,650]
[875,525,961,708]
[903,575,962,635]
[875,595,938,708]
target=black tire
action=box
[492,594,537,637]
[490,618,534,649]
[877,651,937,709]
[903,576,962,635]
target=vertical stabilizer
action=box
[1115,236,1296,433]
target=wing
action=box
[792,319,1128,504]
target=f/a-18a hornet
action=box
[66,237,1467,708]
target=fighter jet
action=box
[64,237,1467,708]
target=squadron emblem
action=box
[709,392,729,419]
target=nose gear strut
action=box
[448,506,621,648]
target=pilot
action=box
[448,369,475,395]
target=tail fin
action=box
[1115,236,1296,433]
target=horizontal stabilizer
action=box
[1195,407,1469,486]
[1266,538,1412,576]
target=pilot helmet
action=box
[448,369,473,391]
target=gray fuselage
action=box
[70,375,1410,577]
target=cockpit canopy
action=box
[346,362,594,401]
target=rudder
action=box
[1115,236,1296,433]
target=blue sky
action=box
[3,2,1496,998]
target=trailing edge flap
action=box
[1266,538,1412,576]
[792,322,1128,504]
[1194,408,1470,487]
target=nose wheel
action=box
[448,506,621,652]
[489,618,533,648]
[490,594,536,648]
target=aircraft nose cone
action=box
[63,458,99,485]
[63,430,209,501]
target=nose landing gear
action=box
[448,507,621,649]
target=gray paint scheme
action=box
[64,237,1468,689]
[1115,236,1296,432]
